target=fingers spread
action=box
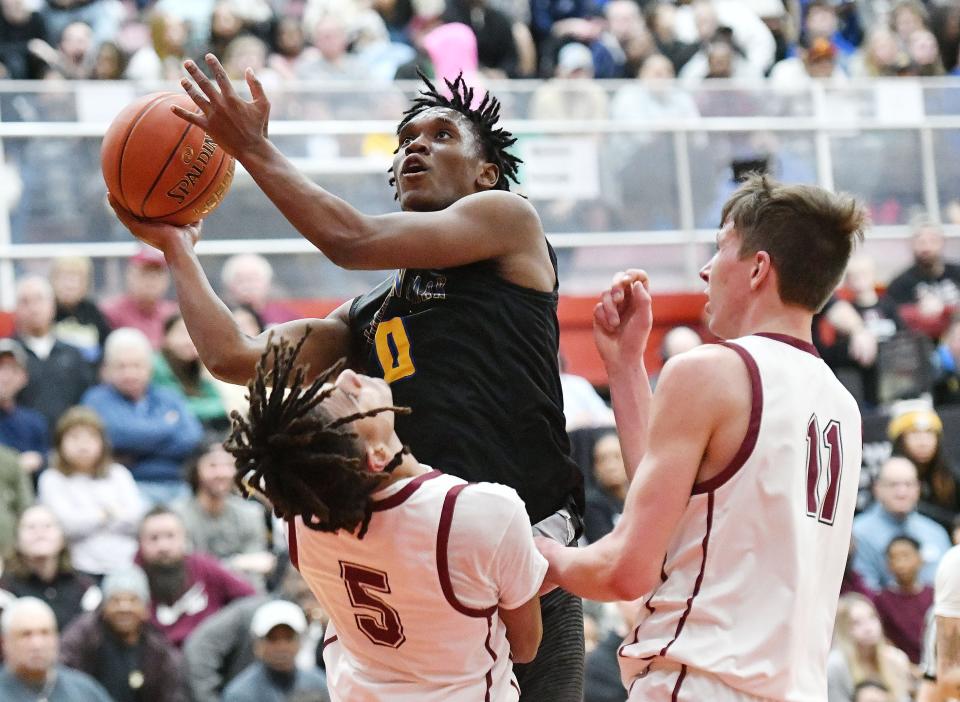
[171,104,206,129]
[183,59,220,102]
[206,53,236,99]
[247,67,266,102]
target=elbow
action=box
[511,629,542,664]
[606,559,657,603]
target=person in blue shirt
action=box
[853,456,952,589]
[82,327,203,507]
[0,338,48,479]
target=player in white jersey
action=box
[224,334,546,701]
[537,175,867,701]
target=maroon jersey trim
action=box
[692,342,763,495]
[369,470,443,512]
[287,517,299,571]
[755,332,820,358]
[672,664,688,701]
[322,634,338,651]
[436,484,498,618]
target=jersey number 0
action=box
[805,415,844,526]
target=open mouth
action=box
[401,158,428,176]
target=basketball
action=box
[101,91,235,225]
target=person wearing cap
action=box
[60,565,188,702]
[889,401,960,531]
[0,337,49,478]
[852,455,952,590]
[769,35,847,87]
[101,247,178,349]
[222,599,329,702]
[0,596,113,702]
[12,275,94,435]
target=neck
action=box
[893,579,922,594]
[198,490,226,515]
[382,452,429,486]
[28,555,58,582]
[730,302,813,344]
[882,505,909,522]
[12,666,49,687]
[921,260,946,277]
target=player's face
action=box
[392,107,493,212]
[330,369,395,445]
[699,221,752,339]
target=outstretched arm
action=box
[110,202,352,384]
[172,56,547,280]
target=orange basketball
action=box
[101,92,235,225]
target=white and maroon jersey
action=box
[620,333,862,701]
[289,469,547,702]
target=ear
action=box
[365,444,392,473]
[749,250,773,291]
[476,162,499,190]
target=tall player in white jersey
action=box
[224,334,546,701]
[537,175,867,702]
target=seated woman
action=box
[827,593,911,702]
[38,406,144,578]
[0,505,100,630]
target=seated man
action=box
[222,600,329,702]
[0,596,112,701]
[225,336,545,700]
[853,456,952,589]
[101,248,178,349]
[136,506,256,647]
[0,338,48,478]
[82,327,203,506]
[60,566,187,702]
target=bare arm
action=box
[938,616,960,700]
[499,596,542,663]
[538,349,738,601]
[109,203,352,384]
[172,56,550,284]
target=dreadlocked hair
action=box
[388,71,521,194]
[224,329,412,539]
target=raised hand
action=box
[108,194,202,255]
[593,269,653,370]
[174,54,271,159]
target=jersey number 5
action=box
[374,317,416,383]
[339,561,406,648]
[805,415,844,525]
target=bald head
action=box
[103,327,154,400]
[15,275,55,337]
[2,597,58,681]
[222,253,274,308]
[874,457,920,517]
[662,326,703,361]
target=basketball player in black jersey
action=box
[110,55,585,700]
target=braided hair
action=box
[389,71,521,193]
[225,330,411,539]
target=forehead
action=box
[399,107,471,135]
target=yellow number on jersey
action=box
[374,317,416,383]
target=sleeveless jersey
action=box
[348,246,583,524]
[619,334,862,701]
[290,470,547,702]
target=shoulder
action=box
[81,384,112,403]
[452,481,526,522]
[222,663,262,698]
[656,343,748,400]
[454,191,543,241]
[105,463,135,482]
[57,665,112,699]
[295,667,328,690]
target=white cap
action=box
[250,600,307,638]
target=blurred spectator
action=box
[211,305,263,419]
[51,256,111,364]
[559,358,613,431]
[890,0,929,45]
[184,567,327,702]
[849,26,910,77]
[680,26,763,84]
[82,327,203,507]
[584,599,643,702]
[611,53,699,122]
[223,35,277,82]
[674,0,776,77]
[873,535,933,664]
[530,42,609,120]
[60,565,188,702]
[173,438,274,588]
[0,338,49,478]
[906,28,945,76]
[102,249,178,349]
[769,36,847,87]
[852,456,952,590]
[91,39,126,79]
[888,401,960,531]
[38,406,144,577]
[13,275,94,434]
[651,325,703,387]
[0,596,112,701]
[124,11,191,81]
[136,506,256,648]
[268,17,309,80]
[295,13,362,80]
[0,505,99,631]
[800,0,858,60]
[841,539,876,600]
[208,2,249,60]
[443,0,518,78]
[0,442,31,558]
[0,0,47,79]
[603,0,656,78]
[221,253,298,327]
[584,431,627,544]
[647,2,699,74]
[815,255,903,408]
[933,315,960,405]
[827,594,911,702]
[885,217,960,337]
[421,21,482,88]
[27,20,95,79]
[153,314,228,431]
[222,600,329,702]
